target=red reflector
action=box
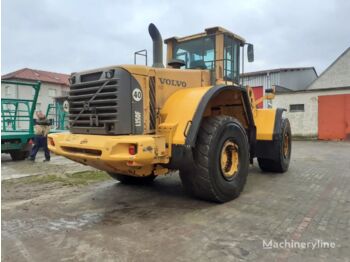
[129,144,136,155]
[28,139,33,145]
[48,137,55,146]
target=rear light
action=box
[48,137,55,146]
[128,144,137,155]
[28,139,33,145]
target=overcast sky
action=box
[1,0,349,75]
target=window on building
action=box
[48,89,57,97]
[290,104,305,112]
[5,86,12,96]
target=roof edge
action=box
[276,86,350,94]
[240,67,317,77]
[306,47,350,90]
[164,26,246,44]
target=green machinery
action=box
[1,80,41,160]
[45,98,69,132]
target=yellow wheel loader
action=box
[48,23,291,203]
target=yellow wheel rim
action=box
[283,132,289,158]
[220,140,239,180]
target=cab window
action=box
[173,36,215,70]
[224,35,240,83]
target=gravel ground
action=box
[1,152,94,181]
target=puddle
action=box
[48,213,103,231]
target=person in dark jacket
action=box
[28,111,51,162]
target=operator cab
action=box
[165,27,253,85]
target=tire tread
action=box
[180,115,249,202]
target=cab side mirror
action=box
[247,44,254,62]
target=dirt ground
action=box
[1,141,350,262]
[1,153,94,181]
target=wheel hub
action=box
[220,140,239,180]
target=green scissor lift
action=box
[1,80,41,160]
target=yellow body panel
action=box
[254,109,276,140]
[246,85,277,141]
[120,65,211,109]
[160,86,213,144]
[48,133,168,176]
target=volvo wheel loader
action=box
[48,23,292,203]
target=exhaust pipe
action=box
[148,23,164,68]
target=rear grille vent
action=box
[80,72,103,82]
[69,78,119,133]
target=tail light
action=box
[128,144,137,155]
[48,137,55,146]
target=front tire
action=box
[180,116,250,203]
[108,173,156,185]
[258,118,291,172]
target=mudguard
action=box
[160,85,256,146]
[185,85,256,147]
[161,85,256,169]
[255,108,286,160]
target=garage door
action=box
[318,94,350,140]
[252,86,263,108]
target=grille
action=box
[69,77,119,133]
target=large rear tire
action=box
[179,116,250,203]
[108,173,156,185]
[258,118,291,172]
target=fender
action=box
[160,85,256,147]
[255,108,286,160]
[161,85,256,170]
[159,85,213,145]
[185,85,256,147]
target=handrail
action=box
[1,80,41,133]
[134,49,148,66]
[45,102,68,130]
[197,58,239,85]
[2,98,36,103]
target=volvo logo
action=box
[159,78,187,87]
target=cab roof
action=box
[164,26,246,45]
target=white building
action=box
[2,68,70,128]
[272,48,350,140]
[241,67,318,108]
[2,68,70,111]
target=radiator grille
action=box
[69,78,119,132]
